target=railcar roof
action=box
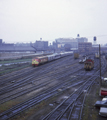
[34,56,48,59]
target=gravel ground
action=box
[12,74,107,120]
[82,72,107,120]
[1,53,107,120]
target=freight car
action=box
[95,53,99,59]
[84,58,94,70]
[32,51,73,66]
[74,53,79,59]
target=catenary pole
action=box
[99,44,101,87]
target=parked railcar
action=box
[84,58,94,70]
[95,53,99,59]
[32,56,48,66]
[74,53,79,59]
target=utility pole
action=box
[99,44,102,87]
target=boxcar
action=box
[95,53,99,59]
[74,53,79,59]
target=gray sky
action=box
[0,0,107,45]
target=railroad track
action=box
[42,57,107,120]
[42,75,98,120]
[0,61,83,104]
[0,55,106,120]
[0,56,74,87]
[0,56,80,95]
[0,72,89,120]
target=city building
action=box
[55,37,88,51]
[76,37,88,43]
[78,42,92,53]
[55,38,78,50]
[34,40,48,50]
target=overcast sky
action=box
[0,0,107,45]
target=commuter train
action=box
[84,58,94,70]
[32,52,73,66]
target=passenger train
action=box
[32,51,73,66]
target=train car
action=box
[53,53,61,59]
[32,51,73,67]
[74,53,79,59]
[32,56,48,66]
[84,58,94,70]
[60,51,72,57]
[47,54,55,61]
[95,53,99,59]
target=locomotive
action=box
[32,51,73,66]
[84,58,94,70]
[32,56,48,66]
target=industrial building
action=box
[76,37,88,43]
[34,40,48,50]
[54,37,88,51]
[78,42,92,53]
[0,39,34,52]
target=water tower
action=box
[93,36,97,44]
[77,34,80,37]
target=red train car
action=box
[32,56,48,66]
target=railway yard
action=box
[0,53,107,120]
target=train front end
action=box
[84,59,94,70]
[32,58,39,66]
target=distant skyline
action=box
[0,0,107,45]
